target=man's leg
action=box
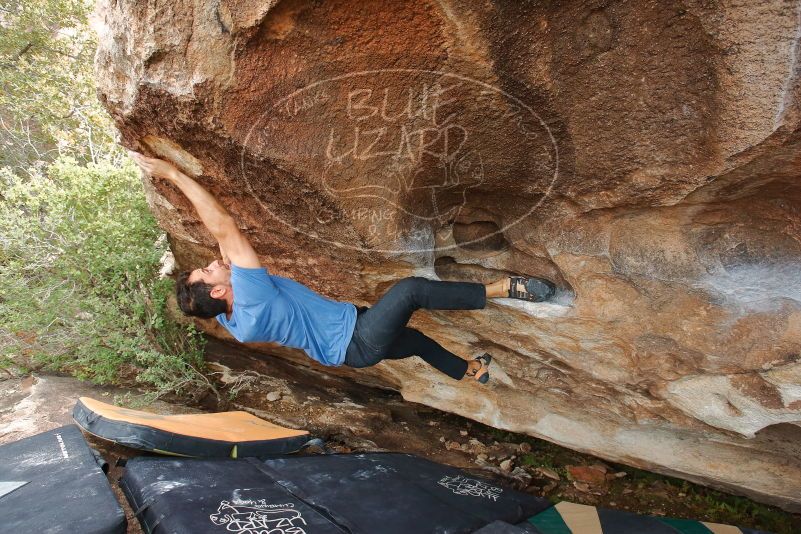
[356,276,487,350]
[382,327,472,380]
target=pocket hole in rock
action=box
[452,220,509,253]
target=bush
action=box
[0,0,114,169]
[0,157,210,400]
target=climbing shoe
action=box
[508,276,556,302]
[468,353,492,384]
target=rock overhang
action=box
[95,0,801,511]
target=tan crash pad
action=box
[73,396,309,457]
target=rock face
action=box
[94,0,801,511]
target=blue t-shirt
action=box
[216,264,357,366]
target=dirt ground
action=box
[1,337,799,533]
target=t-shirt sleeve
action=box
[230,264,279,308]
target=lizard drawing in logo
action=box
[320,118,486,230]
[209,500,308,534]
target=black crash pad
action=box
[0,425,126,534]
[120,452,552,534]
[121,457,345,534]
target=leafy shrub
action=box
[0,0,114,169]
[0,157,210,400]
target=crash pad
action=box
[120,452,552,533]
[73,396,309,457]
[0,425,126,534]
[524,501,771,534]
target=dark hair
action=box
[176,270,228,319]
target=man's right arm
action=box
[129,151,261,269]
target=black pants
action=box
[343,276,487,380]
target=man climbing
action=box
[129,152,556,384]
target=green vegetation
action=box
[0,0,113,168]
[0,0,212,402]
[0,154,212,400]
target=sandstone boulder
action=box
[94,0,801,511]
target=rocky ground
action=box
[1,337,799,533]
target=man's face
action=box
[188,259,231,288]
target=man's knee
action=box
[392,276,428,297]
